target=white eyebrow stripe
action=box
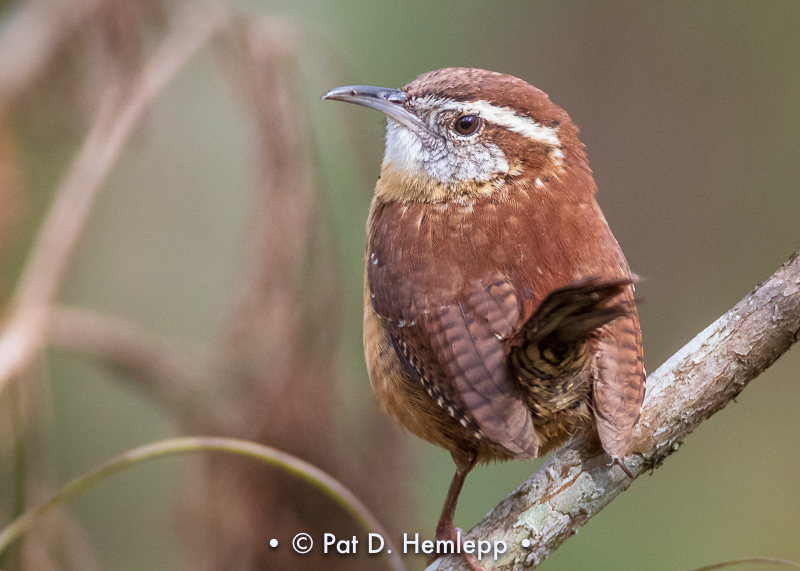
[440,99,561,147]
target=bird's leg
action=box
[612,456,634,479]
[435,449,477,544]
[429,449,482,570]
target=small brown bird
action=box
[324,68,645,568]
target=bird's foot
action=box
[612,456,634,479]
[427,525,484,571]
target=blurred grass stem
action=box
[0,436,406,571]
[0,6,226,397]
[689,558,800,570]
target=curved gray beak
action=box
[322,85,432,136]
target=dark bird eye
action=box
[454,114,481,136]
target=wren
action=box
[323,68,645,569]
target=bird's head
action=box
[323,67,588,202]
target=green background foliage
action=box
[3,1,799,570]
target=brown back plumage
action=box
[358,67,645,464]
[368,179,644,460]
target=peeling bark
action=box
[430,249,800,570]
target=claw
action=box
[428,526,484,571]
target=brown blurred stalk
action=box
[173,16,408,571]
[0,2,408,571]
[0,3,224,396]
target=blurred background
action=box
[0,0,798,570]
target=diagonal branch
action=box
[431,248,800,570]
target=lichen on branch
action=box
[431,249,800,570]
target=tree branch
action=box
[431,248,800,570]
